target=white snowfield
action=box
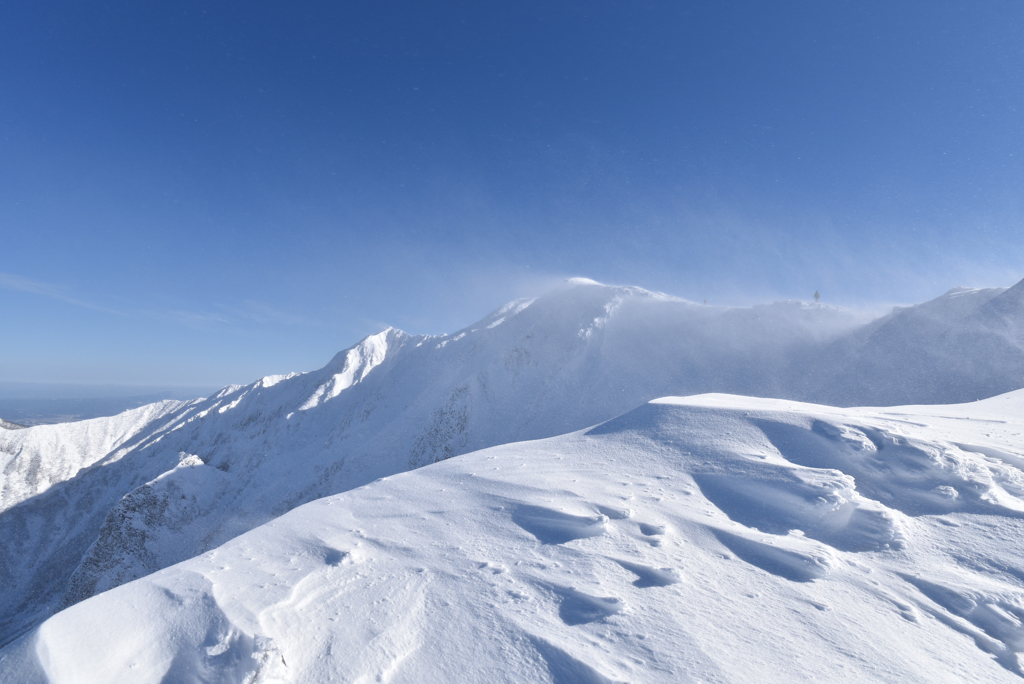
[3,390,1024,682]
[1,277,1023,653]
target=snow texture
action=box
[4,390,1024,681]
[1,277,1023,653]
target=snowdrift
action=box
[4,390,1024,682]
[1,277,1023,647]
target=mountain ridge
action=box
[1,276,1022,646]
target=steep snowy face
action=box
[1,277,1023,647]
[5,390,1024,683]
[299,329,391,410]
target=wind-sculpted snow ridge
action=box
[1,276,1023,647]
[4,390,1024,682]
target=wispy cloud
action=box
[223,300,313,326]
[0,272,125,315]
[0,272,313,330]
[151,309,234,328]
[145,300,313,330]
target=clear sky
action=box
[2,1,1022,388]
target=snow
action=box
[0,400,188,512]
[257,374,298,389]
[299,329,391,410]
[1,277,1023,657]
[4,389,1024,682]
[61,452,236,607]
[808,282,1024,405]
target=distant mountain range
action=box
[1,277,1023,648]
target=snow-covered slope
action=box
[4,389,1024,682]
[807,283,1024,405]
[0,400,188,512]
[1,277,1022,647]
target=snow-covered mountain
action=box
[805,280,1024,405]
[3,389,1024,682]
[1,277,1022,649]
[0,400,187,512]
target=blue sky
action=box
[2,1,1022,388]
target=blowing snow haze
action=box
[4,1,1024,681]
